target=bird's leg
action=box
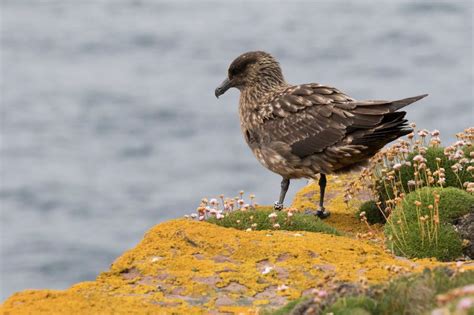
[274,178,290,211]
[319,174,326,209]
[316,174,330,219]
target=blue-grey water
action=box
[0,0,472,301]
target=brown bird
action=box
[215,51,427,218]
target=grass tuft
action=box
[385,186,473,261]
[346,127,474,260]
[207,208,341,236]
[378,146,474,201]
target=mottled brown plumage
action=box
[215,51,427,216]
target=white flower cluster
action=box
[186,192,257,221]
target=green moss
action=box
[207,208,341,236]
[400,186,474,223]
[439,188,474,221]
[357,201,386,225]
[384,187,473,261]
[385,222,463,261]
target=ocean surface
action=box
[0,0,472,301]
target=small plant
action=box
[399,146,474,191]
[373,128,473,204]
[385,216,463,261]
[185,190,258,222]
[393,186,474,223]
[346,127,474,204]
[378,145,474,202]
[346,126,474,260]
[384,187,473,261]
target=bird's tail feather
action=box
[352,112,412,147]
[350,94,428,116]
[388,94,429,111]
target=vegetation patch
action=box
[357,201,386,225]
[384,187,473,261]
[186,191,340,236]
[377,146,474,202]
[385,221,462,262]
[393,186,474,223]
[399,146,473,190]
[323,295,377,315]
[261,297,309,315]
[208,208,341,236]
[269,267,474,315]
[346,127,474,260]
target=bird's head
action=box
[215,51,285,98]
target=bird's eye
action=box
[229,67,240,77]
[229,58,254,78]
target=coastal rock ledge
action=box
[0,174,460,314]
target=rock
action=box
[221,282,247,293]
[214,294,234,307]
[0,174,461,314]
[454,210,474,259]
[0,218,444,314]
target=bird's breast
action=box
[239,107,264,144]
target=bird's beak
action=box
[215,78,232,98]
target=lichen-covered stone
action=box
[0,174,466,314]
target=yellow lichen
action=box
[291,173,376,236]
[1,173,467,314]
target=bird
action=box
[215,51,427,218]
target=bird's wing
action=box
[261,83,425,159]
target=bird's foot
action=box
[304,208,330,219]
[316,207,330,219]
[273,201,284,211]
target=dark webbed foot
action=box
[304,208,331,219]
[316,208,330,219]
[317,174,330,219]
[302,174,331,219]
[274,201,284,211]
